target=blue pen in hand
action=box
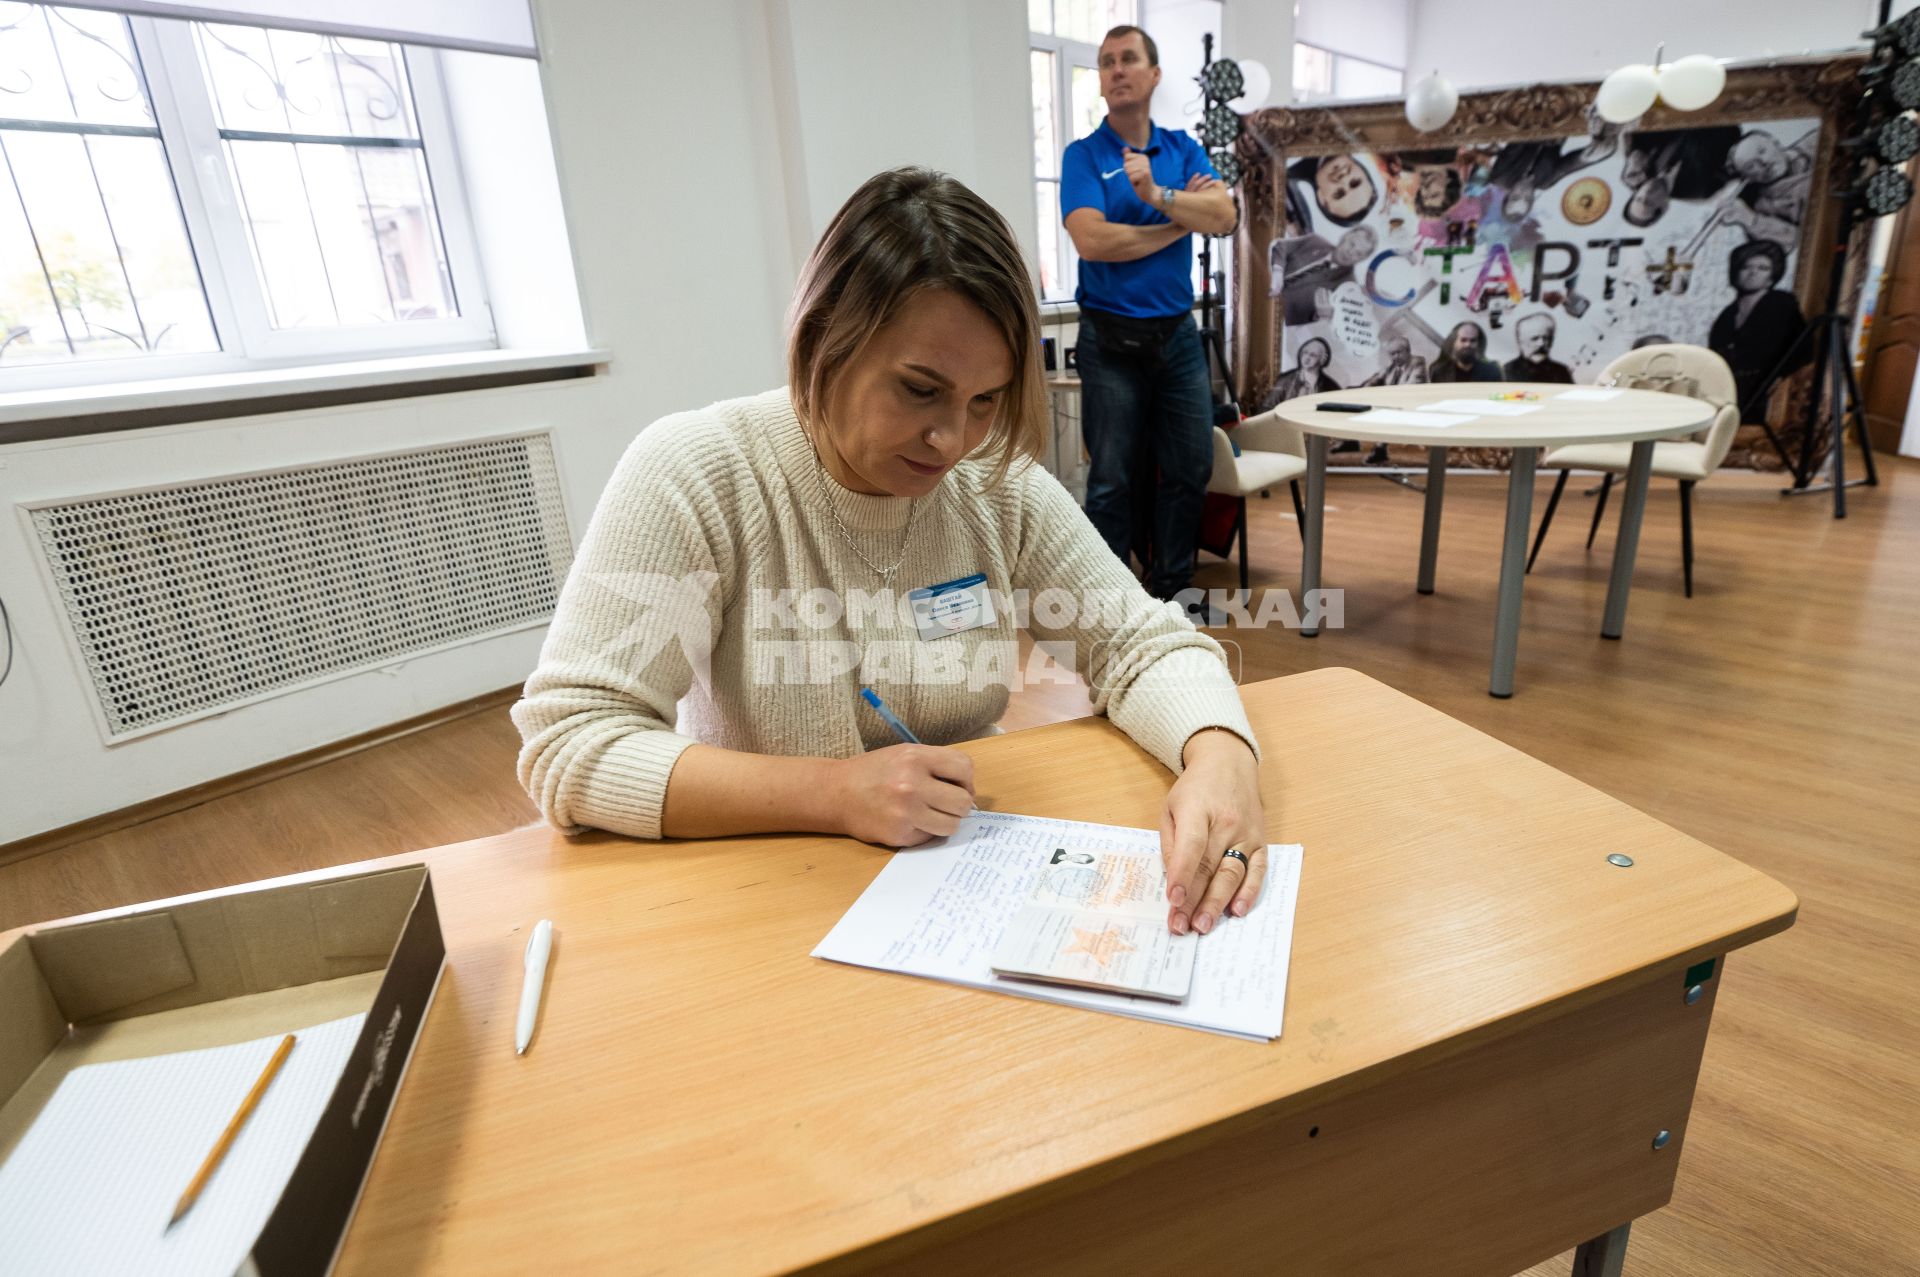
[862,687,982,816]
[860,687,921,745]
[864,687,983,818]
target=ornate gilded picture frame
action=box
[1229,56,1866,469]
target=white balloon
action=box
[1405,71,1458,132]
[1657,54,1726,111]
[1233,59,1272,112]
[1596,63,1659,123]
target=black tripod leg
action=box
[1237,496,1250,595]
[1749,411,1796,478]
[1742,322,1819,477]
[1587,473,1613,550]
[1289,479,1306,535]
[1794,318,1835,488]
[1680,480,1695,598]
[1838,341,1879,487]
[1830,325,1848,519]
[1528,469,1568,573]
[1200,324,1238,416]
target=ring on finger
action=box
[1221,849,1251,867]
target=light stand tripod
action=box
[1784,317,1880,516]
[1737,2,1912,517]
[1739,206,1881,517]
[1195,33,1239,418]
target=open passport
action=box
[989,846,1199,1001]
[813,811,1303,1039]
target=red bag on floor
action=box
[1197,414,1241,559]
[1198,492,1240,559]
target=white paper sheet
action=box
[812,811,1304,1041]
[1554,388,1625,401]
[0,1013,365,1277]
[1357,410,1478,427]
[1420,398,1542,416]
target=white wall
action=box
[0,0,1072,845]
[1223,0,1294,102]
[1143,0,1223,134]
[1296,0,1410,70]
[775,0,1034,263]
[1407,0,1906,91]
[542,0,798,399]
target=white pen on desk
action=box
[515,918,553,1056]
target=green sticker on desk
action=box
[1685,958,1717,986]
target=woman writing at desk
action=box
[514,168,1266,937]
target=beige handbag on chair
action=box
[1603,350,1700,401]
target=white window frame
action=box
[1292,40,1405,104]
[1031,30,1100,304]
[0,10,493,394]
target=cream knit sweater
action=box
[513,388,1257,839]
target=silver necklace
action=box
[805,424,923,585]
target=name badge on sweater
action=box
[908,574,995,641]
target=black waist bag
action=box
[1084,307,1186,356]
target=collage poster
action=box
[1260,114,1821,442]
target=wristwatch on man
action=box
[1158,184,1177,211]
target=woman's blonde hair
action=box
[788,167,1047,484]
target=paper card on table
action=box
[990,847,1197,1001]
[1358,410,1478,427]
[1420,398,1541,416]
[813,811,1303,1041]
[0,1014,366,1277]
[1555,388,1625,401]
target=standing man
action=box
[1504,313,1573,383]
[1062,24,1237,611]
[1429,321,1503,383]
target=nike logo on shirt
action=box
[1101,166,1127,179]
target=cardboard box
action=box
[0,863,444,1276]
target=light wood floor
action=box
[4,454,1915,1275]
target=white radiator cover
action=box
[24,432,572,741]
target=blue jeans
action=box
[1076,310,1213,598]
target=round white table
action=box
[1273,383,1714,697]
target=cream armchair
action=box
[1207,406,1308,595]
[1526,344,1741,597]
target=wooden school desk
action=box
[1,670,1796,1275]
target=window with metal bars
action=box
[0,2,492,391]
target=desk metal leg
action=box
[1489,447,1538,698]
[1601,440,1656,640]
[1571,1222,1631,1277]
[1300,434,1328,638]
[1417,445,1446,595]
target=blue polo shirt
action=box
[1061,118,1218,319]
